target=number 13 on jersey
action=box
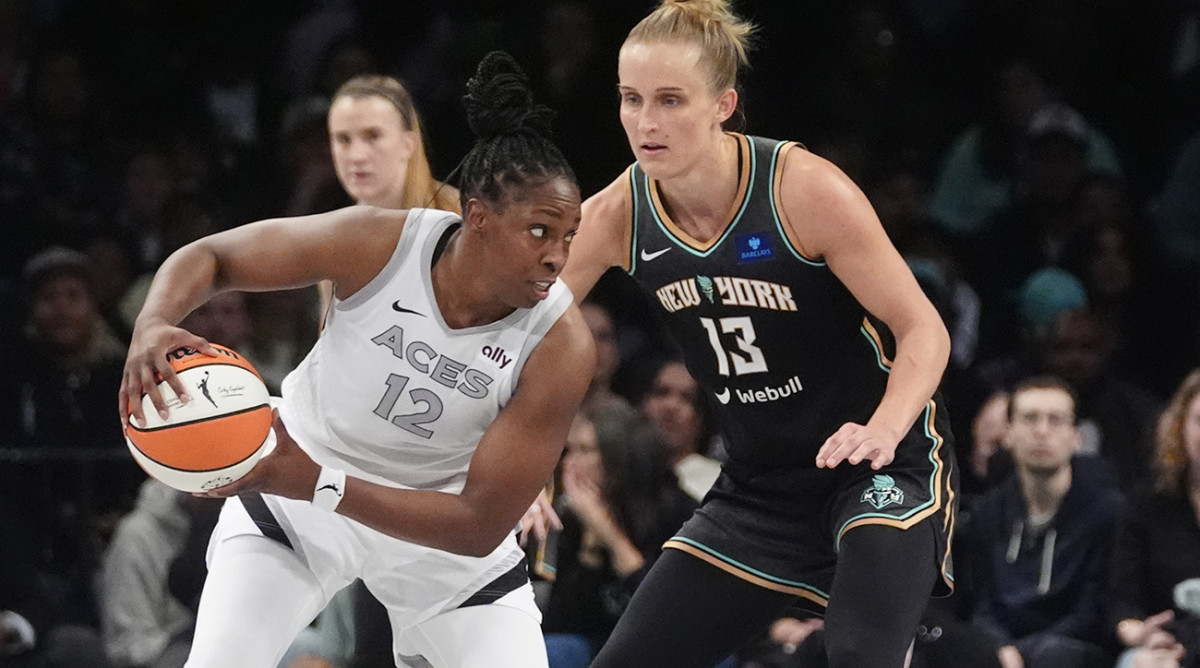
[700,316,769,376]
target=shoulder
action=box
[582,168,634,226]
[777,147,865,209]
[321,204,414,243]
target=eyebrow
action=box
[617,85,686,93]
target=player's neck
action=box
[430,231,515,328]
[655,133,740,242]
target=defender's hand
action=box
[816,422,900,469]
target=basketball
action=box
[124,344,273,493]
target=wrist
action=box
[312,466,346,512]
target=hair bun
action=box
[463,51,554,141]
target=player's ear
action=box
[715,87,738,125]
[463,197,491,231]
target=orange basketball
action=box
[124,344,272,492]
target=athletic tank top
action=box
[282,208,574,491]
[628,134,891,467]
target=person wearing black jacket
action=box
[1109,369,1200,668]
[967,375,1122,668]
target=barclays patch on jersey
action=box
[735,233,774,263]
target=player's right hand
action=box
[119,316,218,428]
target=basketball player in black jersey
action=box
[560,2,957,667]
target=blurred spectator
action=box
[967,104,1118,357]
[967,375,1121,668]
[930,60,1120,240]
[5,246,127,453]
[1,503,110,668]
[179,291,251,354]
[968,391,1013,497]
[100,480,207,668]
[971,267,1088,398]
[580,300,629,412]
[638,360,723,502]
[116,193,224,331]
[82,228,140,341]
[1108,369,1200,668]
[542,405,697,668]
[1060,183,1194,396]
[975,307,1162,493]
[0,247,141,639]
[867,153,981,371]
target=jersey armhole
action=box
[773,143,825,266]
[619,166,635,272]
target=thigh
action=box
[823,521,940,668]
[186,535,328,668]
[591,548,796,668]
[396,584,547,668]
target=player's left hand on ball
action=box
[198,411,320,500]
[816,422,898,470]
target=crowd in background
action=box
[2,0,1200,666]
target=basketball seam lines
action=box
[126,403,271,433]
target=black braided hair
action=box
[458,51,576,210]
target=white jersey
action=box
[281,208,573,493]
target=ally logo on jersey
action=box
[655,275,798,314]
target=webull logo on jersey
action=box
[371,325,494,398]
[655,276,798,314]
[714,375,803,405]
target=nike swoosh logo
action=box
[640,247,671,261]
[316,483,342,495]
[392,301,425,316]
[714,388,731,405]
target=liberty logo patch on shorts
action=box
[861,474,904,510]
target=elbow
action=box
[935,320,952,366]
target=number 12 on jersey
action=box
[700,316,768,376]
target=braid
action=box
[458,51,576,210]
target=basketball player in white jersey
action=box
[118,52,593,668]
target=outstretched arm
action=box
[119,206,406,426]
[211,306,597,557]
[778,149,950,469]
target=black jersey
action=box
[627,134,893,467]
